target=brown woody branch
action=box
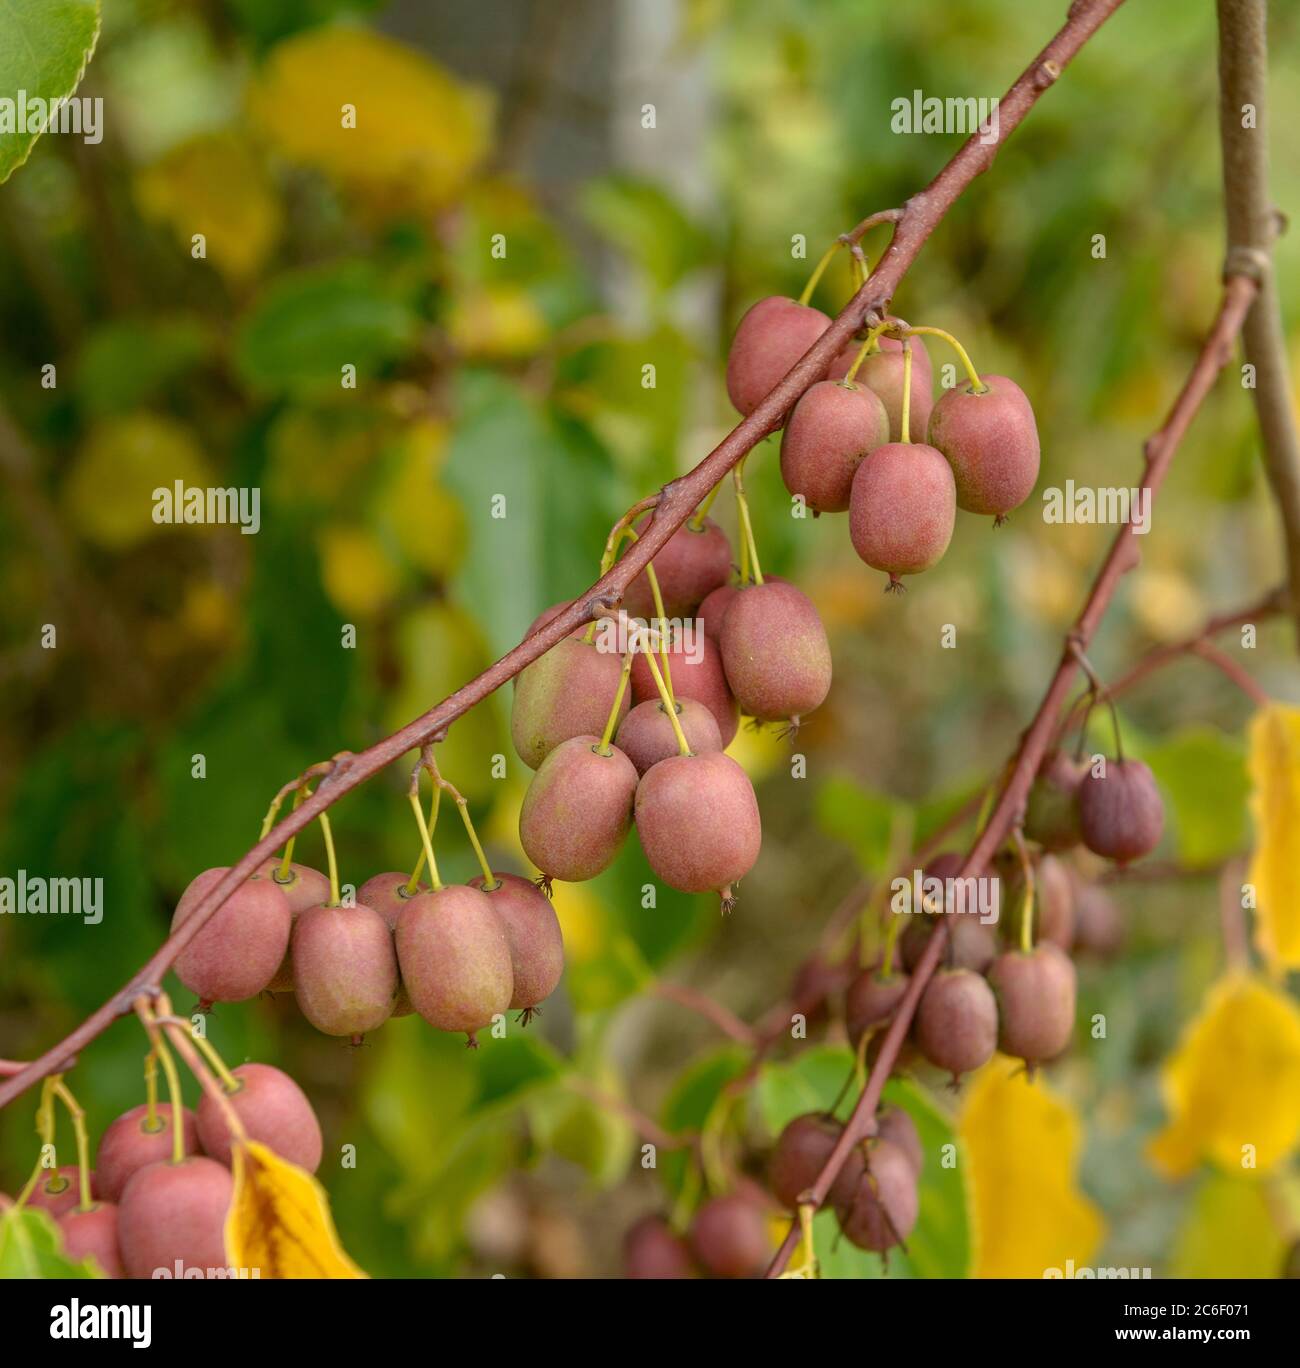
[764,273,1260,1278]
[0,0,1126,1112]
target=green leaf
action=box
[580,175,711,289]
[77,317,214,416]
[233,262,419,395]
[1170,1172,1287,1278]
[0,0,101,184]
[815,776,905,875]
[1144,725,1248,868]
[0,1207,100,1278]
[756,1044,855,1132]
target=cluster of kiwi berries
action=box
[728,293,1041,590]
[4,1061,319,1278]
[513,509,832,912]
[170,846,564,1047]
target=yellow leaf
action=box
[960,1056,1104,1277]
[135,132,281,282]
[248,28,492,212]
[446,286,547,360]
[1247,703,1300,971]
[1169,1172,1286,1277]
[317,525,402,618]
[372,432,466,582]
[64,412,213,550]
[225,1140,366,1279]
[1148,973,1300,1178]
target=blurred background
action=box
[2,0,1299,1278]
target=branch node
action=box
[1223,245,1271,284]
[1035,59,1062,87]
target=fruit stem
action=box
[277,787,306,883]
[688,482,722,532]
[842,321,891,384]
[15,1077,60,1209]
[623,526,674,701]
[189,1030,240,1094]
[903,325,987,394]
[798,239,843,307]
[143,1047,159,1130]
[406,785,441,892]
[900,341,914,444]
[599,648,636,753]
[145,994,248,1146]
[137,1013,187,1165]
[639,638,693,756]
[50,1080,94,1213]
[699,1091,735,1194]
[1012,830,1036,953]
[881,907,903,978]
[418,746,499,889]
[318,809,342,908]
[408,790,445,893]
[733,458,764,585]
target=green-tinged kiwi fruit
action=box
[519,736,638,883]
[292,902,398,1037]
[58,1203,123,1278]
[1024,751,1087,850]
[718,579,831,724]
[511,637,629,770]
[395,884,514,1040]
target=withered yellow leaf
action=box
[1148,973,1300,1178]
[248,29,492,212]
[960,1057,1104,1278]
[225,1141,366,1279]
[135,133,282,283]
[1247,703,1300,971]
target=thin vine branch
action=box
[1217,0,1300,650]
[763,272,1260,1277]
[0,0,1127,1113]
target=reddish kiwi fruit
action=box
[117,1156,232,1279]
[689,1192,771,1278]
[1023,751,1087,850]
[629,632,738,746]
[511,636,629,771]
[622,516,733,620]
[292,902,398,1037]
[469,872,565,1015]
[196,1062,323,1172]
[257,860,331,992]
[171,867,291,1004]
[835,1138,919,1253]
[623,1215,696,1279]
[698,583,739,642]
[718,579,831,723]
[928,374,1040,520]
[901,913,997,975]
[1073,883,1124,959]
[876,1105,923,1177]
[780,379,890,514]
[789,954,853,1024]
[58,1203,123,1277]
[97,1104,199,1203]
[997,851,1075,951]
[988,942,1077,1067]
[725,295,831,417]
[846,968,910,1048]
[26,1166,93,1217]
[849,440,956,588]
[357,871,432,1016]
[915,967,998,1084]
[634,751,761,904]
[395,884,514,1038]
[519,735,638,883]
[831,334,934,443]
[769,1112,843,1210]
[616,698,723,776]
[1077,758,1164,863]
